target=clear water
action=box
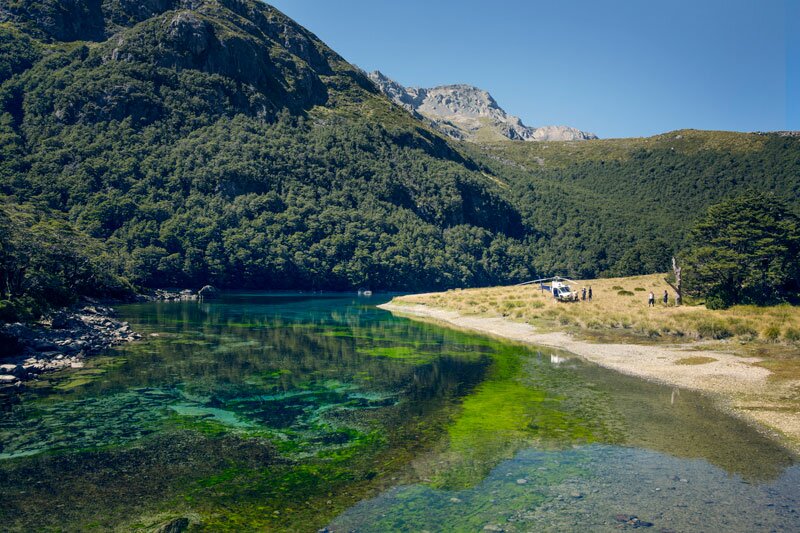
[0,293,797,531]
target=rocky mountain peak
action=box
[367,71,597,143]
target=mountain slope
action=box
[0,0,535,292]
[464,130,800,278]
[368,70,597,143]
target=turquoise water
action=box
[0,293,797,531]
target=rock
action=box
[32,339,58,351]
[570,491,583,499]
[613,515,653,528]
[198,285,219,299]
[483,525,504,532]
[368,71,597,143]
[0,374,18,384]
[154,517,190,533]
[0,364,24,377]
[516,478,528,485]
[50,311,76,329]
[168,12,213,56]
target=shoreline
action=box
[379,302,800,454]
[0,303,141,392]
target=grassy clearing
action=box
[393,274,800,350]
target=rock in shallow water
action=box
[154,517,190,533]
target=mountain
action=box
[0,0,535,301]
[0,0,798,314]
[368,71,597,143]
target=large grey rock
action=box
[368,71,597,143]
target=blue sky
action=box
[269,0,795,139]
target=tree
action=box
[682,193,800,308]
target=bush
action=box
[784,327,800,342]
[612,285,624,290]
[634,287,646,291]
[730,322,757,337]
[0,300,19,323]
[761,326,781,342]
[617,290,634,296]
[705,294,733,310]
[695,319,733,339]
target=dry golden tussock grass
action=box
[396,274,800,346]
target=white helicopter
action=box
[516,276,580,302]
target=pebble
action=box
[516,478,528,485]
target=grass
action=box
[675,356,718,365]
[472,129,769,170]
[392,273,800,349]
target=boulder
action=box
[198,285,219,299]
[154,517,190,533]
[0,364,25,377]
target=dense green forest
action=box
[0,0,798,315]
[465,131,800,278]
[0,0,535,312]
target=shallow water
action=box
[0,293,797,531]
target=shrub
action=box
[695,319,733,339]
[617,290,634,296]
[634,287,646,292]
[761,325,781,342]
[730,323,757,337]
[0,300,19,323]
[612,285,624,290]
[784,327,800,342]
[705,294,733,310]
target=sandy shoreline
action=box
[379,302,800,452]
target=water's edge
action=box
[378,301,799,455]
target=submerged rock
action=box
[154,517,190,533]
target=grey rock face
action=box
[368,71,597,143]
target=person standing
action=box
[581,287,587,301]
[588,286,593,301]
[663,290,668,305]
[648,291,655,307]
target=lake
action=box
[1,293,798,531]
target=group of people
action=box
[580,286,593,301]
[648,290,669,307]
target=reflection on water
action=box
[0,293,797,531]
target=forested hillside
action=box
[0,0,534,301]
[0,0,798,307]
[465,130,800,278]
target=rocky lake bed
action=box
[0,304,141,391]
